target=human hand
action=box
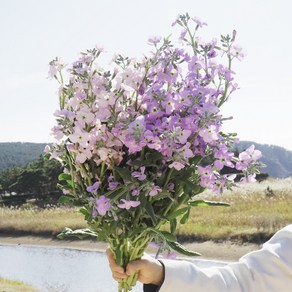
[106,248,164,286]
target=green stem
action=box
[218,55,232,107]
[163,168,174,188]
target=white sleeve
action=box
[159,224,292,292]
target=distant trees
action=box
[0,142,48,171]
[0,155,62,198]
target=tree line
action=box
[0,155,63,206]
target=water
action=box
[0,244,228,292]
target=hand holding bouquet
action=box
[47,14,262,291]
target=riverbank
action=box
[0,234,261,261]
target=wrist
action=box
[151,259,165,286]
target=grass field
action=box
[1,177,291,242]
[0,278,38,292]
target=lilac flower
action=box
[167,183,175,191]
[51,126,64,140]
[131,189,140,196]
[240,174,256,183]
[175,128,192,144]
[54,109,75,119]
[161,252,177,260]
[149,186,162,197]
[117,199,140,210]
[229,45,246,61]
[148,36,161,46]
[75,148,92,164]
[199,125,219,143]
[92,195,111,217]
[169,161,185,171]
[236,145,262,170]
[86,182,100,193]
[108,182,118,190]
[191,16,207,28]
[132,166,147,181]
[214,149,234,170]
[245,145,262,161]
[69,127,90,147]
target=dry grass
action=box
[0,278,38,292]
[0,207,86,235]
[177,177,292,240]
[0,178,291,242]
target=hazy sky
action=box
[1,0,292,150]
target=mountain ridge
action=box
[0,141,291,178]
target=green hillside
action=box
[0,142,48,171]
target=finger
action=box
[106,248,126,274]
[112,271,128,282]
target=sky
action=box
[1,0,292,150]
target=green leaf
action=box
[170,218,177,234]
[160,231,177,242]
[79,206,89,216]
[58,195,75,204]
[115,167,132,181]
[58,173,72,181]
[167,241,201,257]
[144,203,157,225]
[180,208,190,224]
[57,227,98,240]
[189,200,230,207]
[166,207,188,220]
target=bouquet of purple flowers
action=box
[47,14,262,291]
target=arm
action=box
[159,224,292,292]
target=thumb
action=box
[126,259,145,276]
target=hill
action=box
[0,142,48,171]
[0,141,292,178]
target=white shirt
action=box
[159,224,292,292]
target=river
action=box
[0,244,228,292]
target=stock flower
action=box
[169,161,185,170]
[92,195,111,217]
[86,182,100,193]
[214,148,234,170]
[131,166,147,181]
[108,181,118,190]
[149,186,162,197]
[117,199,140,210]
[229,45,246,61]
[199,125,219,143]
[240,173,257,183]
[191,16,207,27]
[236,145,262,170]
[49,14,263,292]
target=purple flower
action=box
[199,125,219,143]
[169,161,185,170]
[108,182,118,190]
[214,149,234,170]
[92,195,111,217]
[132,166,147,181]
[117,199,140,210]
[131,189,140,196]
[236,145,262,170]
[149,186,162,197]
[240,174,256,183]
[148,36,161,46]
[86,182,100,193]
[191,16,207,28]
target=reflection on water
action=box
[0,244,137,292]
[0,244,228,292]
